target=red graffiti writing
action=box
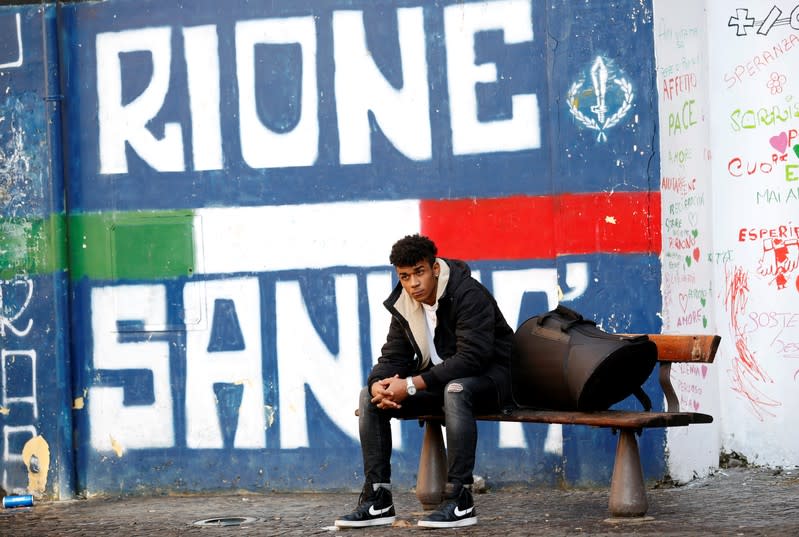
[724,265,780,421]
[758,237,799,290]
[662,72,697,101]
[668,235,697,249]
[738,225,799,241]
[661,175,697,194]
[728,157,775,177]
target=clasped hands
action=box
[370,374,409,410]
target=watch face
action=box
[407,377,416,395]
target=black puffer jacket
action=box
[367,258,514,403]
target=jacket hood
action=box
[385,258,471,369]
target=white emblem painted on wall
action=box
[567,56,633,142]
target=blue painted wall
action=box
[0,0,663,497]
[0,5,74,498]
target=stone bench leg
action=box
[608,429,649,518]
[416,421,446,510]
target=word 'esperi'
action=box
[738,225,799,241]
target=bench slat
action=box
[648,334,721,363]
[410,409,713,429]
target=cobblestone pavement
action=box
[2,468,798,536]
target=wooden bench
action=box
[409,334,721,519]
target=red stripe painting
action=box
[421,192,661,261]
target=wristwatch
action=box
[406,376,417,396]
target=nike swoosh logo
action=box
[454,506,474,517]
[369,505,392,516]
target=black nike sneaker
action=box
[334,484,396,528]
[417,483,477,528]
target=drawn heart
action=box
[693,247,701,262]
[702,315,708,328]
[701,365,708,378]
[691,229,699,238]
[692,400,700,411]
[685,255,692,267]
[679,293,689,312]
[770,132,788,153]
[794,144,799,159]
[700,297,706,307]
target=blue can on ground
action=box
[3,495,34,508]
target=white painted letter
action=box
[236,17,319,169]
[184,278,266,448]
[333,8,432,164]
[89,285,174,452]
[97,28,185,174]
[276,275,363,448]
[183,25,223,171]
[444,0,540,155]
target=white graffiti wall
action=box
[655,0,799,480]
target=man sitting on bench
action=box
[334,234,515,529]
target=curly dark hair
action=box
[389,234,438,267]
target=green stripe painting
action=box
[0,211,194,281]
[0,214,65,280]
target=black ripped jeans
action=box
[358,375,502,488]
